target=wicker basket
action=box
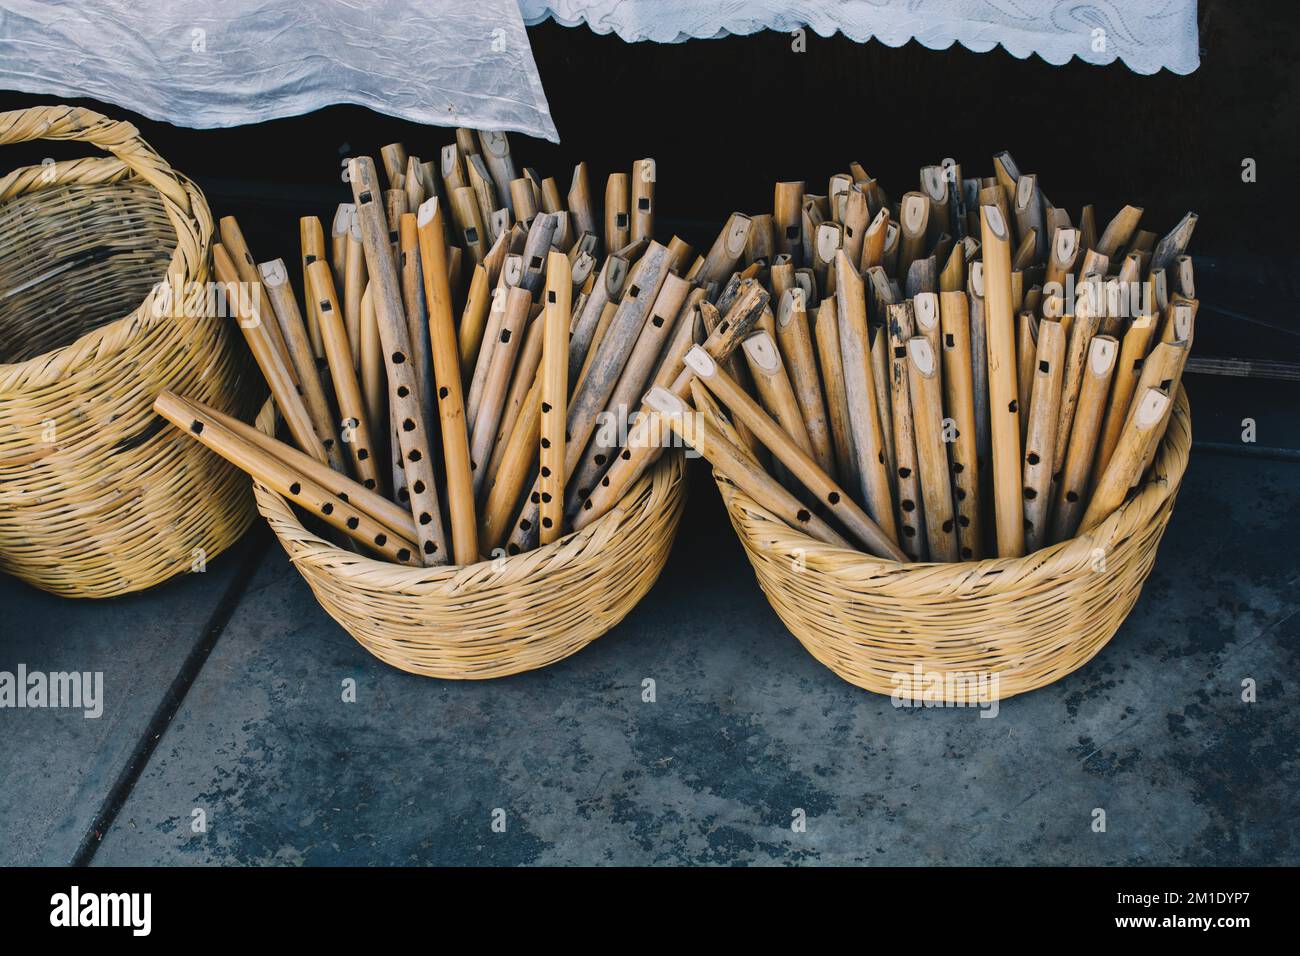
[252,399,687,679]
[0,106,261,598]
[705,386,1191,701]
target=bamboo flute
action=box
[1052,293,1102,490]
[1078,388,1171,534]
[196,400,417,542]
[483,313,544,490]
[350,156,449,564]
[897,192,929,281]
[468,286,531,494]
[887,301,926,560]
[920,167,950,247]
[566,274,690,508]
[774,181,805,264]
[860,208,889,272]
[358,286,387,467]
[398,215,434,428]
[979,204,1026,557]
[567,162,597,248]
[939,242,965,293]
[834,252,899,543]
[465,254,522,428]
[906,337,958,562]
[1013,174,1046,264]
[507,242,673,551]
[1151,212,1198,273]
[648,295,705,392]
[741,332,815,464]
[869,324,897,484]
[968,262,992,493]
[649,387,852,549]
[1050,335,1118,542]
[379,142,408,189]
[218,217,296,380]
[465,153,500,241]
[299,216,328,359]
[1092,311,1160,485]
[457,264,492,380]
[687,347,904,560]
[567,254,629,381]
[1044,226,1080,292]
[1021,319,1065,552]
[155,392,419,565]
[841,188,869,267]
[449,185,488,266]
[1095,204,1143,259]
[938,290,982,559]
[572,283,766,529]
[343,210,367,366]
[518,214,558,296]
[258,258,346,474]
[631,159,655,244]
[510,177,538,228]
[1016,311,1038,444]
[775,289,835,475]
[404,155,427,216]
[604,173,630,254]
[306,260,382,489]
[538,251,572,544]
[478,131,519,218]
[695,213,753,290]
[416,198,478,565]
[213,245,325,465]
[812,298,858,491]
[331,203,352,276]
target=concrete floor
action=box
[1,409,1296,865]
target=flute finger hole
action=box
[901,500,915,512]
[392,352,406,364]
[423,541,437,555]
[412,481,425,494]
[397,386,409,398]
[1024,488,1038,500]
[347,517,359,530]
[1066,491,1080,502]
[397,549,411,562]
[827,492,840,504]
[419,513,432,525]
[796,509,811,522]
[439,387,448,399]
[374,534,387,546]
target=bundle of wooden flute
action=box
[154,128,746,567]
[647,152,1198,563]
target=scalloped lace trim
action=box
[519,1,1200,76]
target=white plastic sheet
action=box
[0,0,560,140]
[519,0,1201,75]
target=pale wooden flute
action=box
[604,173,630,254]
[484,312,544,490]
[860,208,889,272]
[517,213,558,296]
[834,252,899,543]
[449,184,488,266]
[1044,226,1080,293]
[938,290,983,559]
[330,203,352,278]
[306,260,382,490]
[258,258,346,474]
[920,166,950,247]
[979,204,1026,557]
[213,245,324,465]
[466,153,500,242]
[572,282,767,529]
[1077,388,1171,534]
[887,301,926,560]
[774,181,805,264]
[812,299,857,491]
[897,192,930,282]
[218,217,297,381]
[775,289,835,476]
[841,188,869,268]
[478,130,518,218]
[1050,335,1118,543]
[650,387,852,549]
[1016,310,1038,445]
[566,274,690,509]
[1052,294,1102,491]
[156,391,420,564]
[299,216,328,360]
[537,251,573,544]
[465,253,522,428]
[1013,174,1046,264]
[510,177,538,228]
[687,347,904,560]
[906,337,958,562]
[417,198,478,565]
[695,213,753,291]
[468,286,531,495]
[350,157,449,565]
[1092,310,1160,486]
[567,253,628,382]
[343,209,367,367]
[631,159,655,244]
[358,286,387,473]
[379,142,408,190]
[398,213,434,430]
[1021,318,1065,552]
[1151,212,1198,273]
[507,242,674,552]
[741,332,815,468]
[869,324,897,485]
[567,162,598,249]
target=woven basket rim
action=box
[710,385,1191,595]
[0,105,209,390]
[253,395,687,589]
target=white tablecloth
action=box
[520,0,1201,75]
[0,0,559,140]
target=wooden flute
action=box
[350,156,449,565]
[605,172,630,254]
[538,251,572,545]
[687,346,904,560]
[775,289,835,476]
[1077,388,1171,534]
[257,258,347,474]
[774,181,805,265]
[835,252,899,544]
[1021,319,1066,552]
[650,386,852,549]
[1050,335,1118,543]
[155,391,419,565]
[631,159,655,244]
[812,299,857,491]
[887,301,926,560]
[306,260,382,490]
[938,290,982,559]
[906,337,958,562]
[468,285,531,495]
[979,204,1026,557]
[218,217,297,380]
[416,198,478,565]
[299,216,328,359]
[213,244,325,466]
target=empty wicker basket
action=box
[252,402,687,678]
[0,106,262,597]
[705,387,1191,701]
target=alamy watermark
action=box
[0,664,103,718]
[890,663,1000,718]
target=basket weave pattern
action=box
[255,437,687,680]
[709,388,1191,700]
[0,106,261,597]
